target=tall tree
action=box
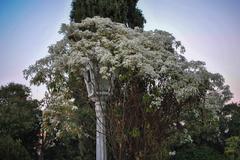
[0,83,41,159]
[24,17,232,159]
[45,0,146,159]
[70,0,146,28]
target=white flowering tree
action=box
[24,17,232,159]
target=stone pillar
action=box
[95,100,107,160]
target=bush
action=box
[175,146,228,160]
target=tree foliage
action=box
[70,0,146,28]
[220,103,240,160]
[0,135,31,160]
[24,17,232,159]
[40,92,95,160]
[224,136,240,160]
[175,145,228,160]
[0,83,41,159]
[221,103,240,137]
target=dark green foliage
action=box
[70,0,146,28]
[68,74,96,160]
[44,138,81,160]
[175,146,228,160]
[221,103,240,137]
[0,83,41,159]
[0,135,31,160]
[44,134,96,160]
[220,103,240,160]
[224,136,240,160]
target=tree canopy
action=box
[70,0,146,28]
[24,17,232,159]
[0,83,41,159]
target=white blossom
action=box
[24,17,232,112]
[169,151,176,156]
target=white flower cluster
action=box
[25,17,231,107]
[41,92,81,139]
[60,17,203,103]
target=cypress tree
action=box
[70,0,146,28]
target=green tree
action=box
[171,73,232,159]
[224,136,240,160]
[0,135,31,160]
[40,92,95,160]
[175,145,228,160]
[37,1,145,159]
[0,83,41,159]
[70,0,146,28]
[39,1,145,159]
[24,17,232,159]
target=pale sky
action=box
[0,0,239,102]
